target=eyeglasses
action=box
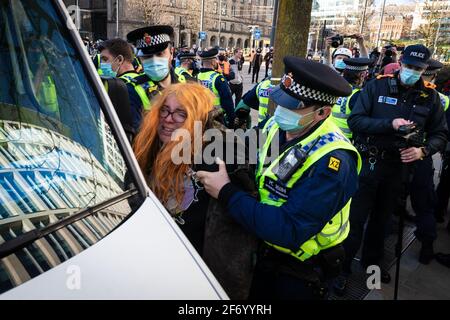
[159,107,187,123]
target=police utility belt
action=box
[259,243,345,283]
[354,140,401,171]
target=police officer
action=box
[337,44,447,293]
[329,47,353,74]
[424,60,450,224]
[174,52,198,82]
[127,25,184,103]
[331,57,371,139]
[99,38,151,135]
[235,64,274,126]
[197,48,235,127]
[196,57,361,300]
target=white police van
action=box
[0,0,227,299]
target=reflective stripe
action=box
[332,112,349,119]
[340,127,352,134]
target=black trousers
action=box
[229,82,243,107]
[264,63,270,78]
[343,158,403,272]
[436,153,450,219]
[252,66,261,83]
[409,156,437,242]
[248,248,330,300]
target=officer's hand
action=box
[400,147,424,163]
[196,157,231,199]
[392,118,413,130]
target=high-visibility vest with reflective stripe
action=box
[331,87,360,139]
[256,117,362,261]
[198,70,221,107]
[439,92,449,112]
[119,73,156,111]
[174,66,187,83]
[256,79,273,122]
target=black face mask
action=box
[218,55,225,62]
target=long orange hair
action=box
[133,82,214,209]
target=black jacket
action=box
[348,72,448,156]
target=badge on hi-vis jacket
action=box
[328,157,341,172]
[378,96,398,105]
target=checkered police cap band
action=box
[423,70,439,76]
[136,34,171,49]
[345,64,368,71]
[281,74,338,105]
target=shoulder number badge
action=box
[328,157,341,172]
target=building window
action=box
[232,5,236,16]
[169,0,176,7]
[181,0,187,8]
[221,3,227,15]
[213,1,218,14]
[230,23,235,31]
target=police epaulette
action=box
[424,81,437,89]
[376,74,395,80]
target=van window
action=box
[0,0,141,294]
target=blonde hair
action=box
[133,82,214,207]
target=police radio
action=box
[273,136,321,183]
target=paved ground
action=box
[366,155,450,300]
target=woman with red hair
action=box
[133,82,215,253]
[133,82,258,299]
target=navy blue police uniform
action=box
[216,57,361,299]
[341,45,447,288]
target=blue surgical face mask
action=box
[100,62,116,77]
[400,67,422,86]
[143,56,170,81]
[267,68,272,78]
[334,59,346,71]
[274,105,317,132]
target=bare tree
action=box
[415,0,446,47]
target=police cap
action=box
[401,44,430,69]
[178,52,196,61]
[127,25,174,56]
[198,48,219,60]
[270,56,352,109]
[423,58,444,76]
[343,57,372,72]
